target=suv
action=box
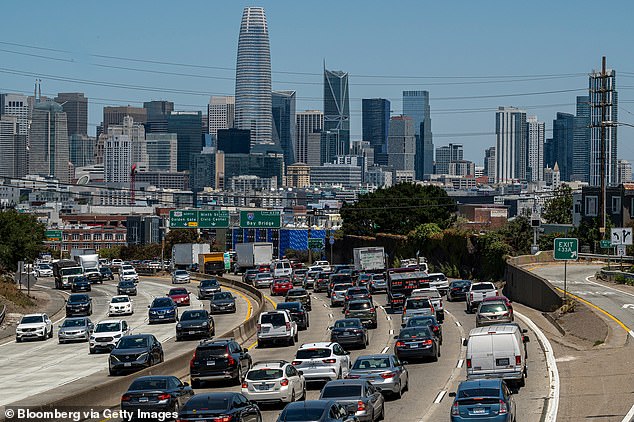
[198,278,221,299]
[66,293,93,317]
[257,310,298,347]
[189,339,252,388]
[313,272,332,293]
[476,300,513,327]
[276,302,309,330]
[424,273,449,295]
[272,260,293,278]
[466,282,498,313]
[89,319,130,353]
[243,269,259,285]
[285,288,312,311]
[241,360,306,404]
[291,342,351,381]
[345,299,378,329]
[412,287,444,323]
[84,268,103,284]
[16,313,53,342]
[330,283,353,307]
[401,297,434,326]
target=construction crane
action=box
[130,163,137,206]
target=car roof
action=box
[132,375,175,381]
[355,353,395,360]
[198,338,234,347]
[182,309,208,315]
[23,313,46,317]
[284,400,335,409]
[324,379,369,386]
[468,325,520,336]
[287,288,307,293]
[97,319,124,324]
[112,295,130,299]
[251,360,288,369]
[125,333,153,339]
[335,318,362,324]
[299,342,335,349]
[348,299,372,304]
[483,295,509,301]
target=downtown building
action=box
[362,98,390,165]
[29,100,71,183]
[272,90,296,167]
[387,116,416,181]
[484,146,496,183]
[495,107,527,184]
[572,96,591,182]
[589,68,618,186]
[296,110,323,166]
[102,106,147,135]
[0,93,29,177]
[207,96,235,142]
[54,93,88,137]
[322,68,350,164]
[526,116,545,182]
[403,90,433,179]
[168,111,203,172]
[143,100,174,133]
[435,143,463,175]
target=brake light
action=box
[121,394,131,402]
[380,371,396,379]
[369,308,375,313]
[466,358,472,368]
[322,358,336,364]
[212,417,233,422]
[395,341,405,347]
[346,296,350,300]
[241,382,248,388]
[499,399,508,414]
[257,323,261,332]
[515,355,521,366]
[189,350,197,368]
[286,322,291,331]
[432,326,439,332]
[357,400,366,412]
[451,402,460,416]
[280,378,289,386]
[226,351,235,366]
[439,299,443,308]
[291,360,301,366]
[346,374,360,379]
[157,393,171,401]
[345,311,350,316]
[470,293,474,301]
[422,339,433,346]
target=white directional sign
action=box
[611,227,633,245]
[617,244,627,257]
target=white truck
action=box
[78,254,102,283]
[235,242,273,274]
[352,247,385,271]
[172,243,211,270]
[466,282,498,313]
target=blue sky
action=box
[2,0,634,164]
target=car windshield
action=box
[197,345,228,359]
[62,319,86,327]
[472,283,496,291]
[348,301,371,311]
[123,270,136,275]
[117,337,148,349]
[21,315,44,324]
[212,292,232,300]
[201,279,219,287]
[247,368,283,381]
[68,294,89,303]
[334,319,361,329]
[182,395,230,412]
[406,298,430,309]
[408,317,434,327]
[277,302,299,310]
[348,288,368,295]
[129,378,168,390]
[286,290,305,297]
[181,311,206,321]
[479,303,507,313]
[151,298,173,307]
[39,264,52,269]
[333,283,352,292]
[452,281,470,288]
[261,313,286,326]
[353,357,391,370]
[111,296,129,303]
[119,281,135,287]
[169,288,188,295]
[280,407,326,421]
[95,322,121,333]
[429,274,447,281]
[296,348,331,359]
[274,279,289,285]
[174,270,188,276]
[256,272,272,279]
[294,269,307,275]
[458,388,500,398]
[321,384,362,399]
[399,327,432,339]
[61,267,83,276]
[72,277,88,283]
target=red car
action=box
[270,278,293,296]
[167,287,191,306]
[482,295,513,317]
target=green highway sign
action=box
[45,230,62,241]
[600,239,612,249]
[199,210,230,229]
[169,210,198,228]
[308,238,324,249]
[554,238,579,261]
[239,210,281,228]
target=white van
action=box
[272,260,293,278]
[464,324,529,388]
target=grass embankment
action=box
[0,276,36,309]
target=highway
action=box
[0,275,254,408]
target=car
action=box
[424,272,449,295]
[36,263,53,277]
[58,317,93,344]
[99,267,115,281]
[109,334,164,376]
[198,277,222,299]
[257,310,298,347]
[276,400,357,422]
[277,301,309,330]
[450,379,516,421]
[70,276,92,292]
[347,354,409,399]
[242,360,306,404]
[84,267,103,284]
[254,271,274,288]
[271,278,294,296]
[405,315,443,345]
[111,259,123,267]
[171,269,191,284]
[394,326,440,361]
[272,260,293,278]
[331,283,354,307]
[285,287,312,311]
[476,301,513,327]
[466,282,498,313]
[167,287,191,306]
[189,338,252,388]
[176,309,215,340]
[356,273,372,288]
[482,295,514,318]
[292,342,351,381]
[315,260,332,272]
[411,287,444,323]
[89,319,130,353]
[328,275,354,296]
[243,269,259,285]
[292,268,308,286]
[329,318,368,349]
[177,392,261,422]
[344,287,372,307]
[447,280,472,302]
[66,293,93,317]
[209,291,237,314]
[109,295,134,316]
[148,297,178,323]
[119,269,139,283]
[314,272,332,293]
[369,274,387,293]
[121,375,194,415]
[344,300,378,329]
[15,313,53,342]
[117,280,137,296]
[401,297,434,326]
[319,379,385,422]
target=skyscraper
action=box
[618,160,632,184]
[107,116,146,166]
[54,93,88,137]
[387,116,416,178]
[572,96,591,182]
[0,93,29,176]
[207,96,235,140]
[323,68,350,156]
[168,111,203,172]
[235,7,272,148]
[29,100,70,182]
[589,68,618,186]
[362,98,390,165]
[552,112,574,182]
[143,100,174,133]
[104,134,132,184]
[103,106,147,134]
[526,116,545,182]
[272,90,296,166]
[403,90,433,179]
[495,107,526,184]
[0,116,18,177]
[484,147,496,183]
[435,143,463,175]
[295,110,323,164]
[69,134,95,168]
[146,133,177,172]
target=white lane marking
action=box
[328,313,333,319]
[455,321,461,327]
[629,330,634,339]
[622,304,634,309]
[621,403,634,422]
[380,346,389,353]
[389,329,394,335]
[515,310,559,422]
[378,305,385,310]
[460,337,466,347]
[433,390,447,404]
[323,303,328,308]
[584,275,634,298]
[386,316,392,321]
[456,359,464,368]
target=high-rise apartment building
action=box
[495,107,527,184]
[362,98,390,165]
[526,116,545,182]
[107,116,147,166]
[143,100,174,133]
[618,159,632,184]
[296,110,323,164]
[484,146,496,183]
[207,96,235,140]
[103,106,147,134]
[403,90,433,179]
[146,133,177,172]
[552,112,574,182]
[69,134,95,168]
[572,96,591,182]
[0,93,29,137]
[272,90,296,166]
[387,116,416,179]
[323,68,350,157]
[54,93,88,137]
[235,7,272,147]
[589,68,618,186]
[168,111,203,172]
[435,143,463,175]
[104,134,132,184]
[0,116,18,178]
[29,100,70,182]
[0,94,29,177]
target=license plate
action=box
[496,358,509,366]
[189,331,196,335]
[158,315,164,319]
[472,408,486,414]
[124,363,132,367]
[139,397,148,402]
[343,332,352,336]
[410,344,419,348]
[259,384,270,390]
[207,361,216,366]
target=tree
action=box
[165,229,200,254]
[0,210,46,271]
[498,216,532,255]
[542,184,573,224]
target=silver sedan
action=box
[346,353,409,399]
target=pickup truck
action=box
[466,282,498,313]
[412,287,444,322]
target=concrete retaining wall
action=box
[503,254,563,312]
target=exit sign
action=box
[553,238,579,261]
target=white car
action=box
[314,260,332,272]
[16,313,53,342]
[291,342,351,381]
[36,264,53,277]
[242,360,306,404]
[425,272,449,295]
[119,269,139,283]
[172,270,191,284]
[89,319,131,353]
[108,295,134,316]
[111,259,123,267]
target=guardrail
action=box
[578,252,634,262]
[0,304,6,326]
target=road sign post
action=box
[554,238,579,302]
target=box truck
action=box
[353,247,386,271]
[172,243,211,270]
[199,252,225,276]
[235,242,273,274]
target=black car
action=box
[447,280,472,302]
[285,288,312,311]
[209,291,237,314]
[276,400,357,422]
[404,315,443,345]
[242,269,259,285]
[176,309,215,341]
[109,334,164,376]
[329,318,368,349]
[276,301,309,330]
[393,326,439,361]
[189,339,252,388]
[100,266,115,281]
[121,375,194,415]
[65,293,93,317]
[117,280,137,296]
[70,276,92,293]
[198,278,222,299]
[177,392,261,422]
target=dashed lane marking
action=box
[454,320,461,327]
[323,303,328,308]
[389,329,394,335]
[386,316,392,321]
[328,313,333,319]
[381,346,389,353]
[433,390,447,404]
[456,359,464,368]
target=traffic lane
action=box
[4,277,254,407]
[422,300,550,422]
[532,264,634,330]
